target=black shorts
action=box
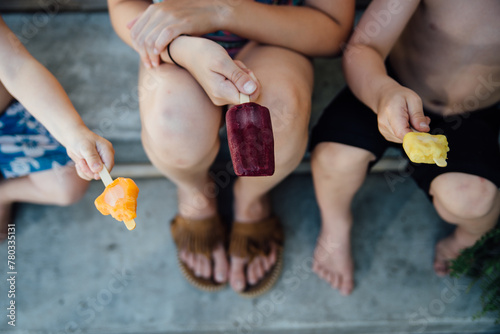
[309,87,500,195]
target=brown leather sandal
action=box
[229,216,284,298]
[170,215,227,292]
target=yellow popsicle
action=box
[403,132,450,167]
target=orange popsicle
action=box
[94,167,138,230]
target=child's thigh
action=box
[236,45,314,133]
[138,64,223,143]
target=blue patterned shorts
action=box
[0,101,72,179]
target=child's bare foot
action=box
[0,202,13,242]
[176,187,229,284]
[312,224,353,296]
[229,182,277,292]
[434,228,478,277]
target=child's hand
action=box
[375,84,430,143]
[65,126,115,181]
[163,38,261,106]
[128,0,224,69]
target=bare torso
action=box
[390,0,500,115]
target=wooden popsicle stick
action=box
[99,165,114,187]
[239,93,250,104]
[98,165,137,231]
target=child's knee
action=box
[56,185,88,206]
[268,90,311,166]
[141,125,219,172]
[431,173,498,220]
[142,100,185,144]
[312,142,374,173]
[56,170,89,206]
[268,84,310,135]
[141,96,220,169]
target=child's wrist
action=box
[374,79,400,105]
[166,34,191,68]
[60,122,90,147]
[161,35,196,68]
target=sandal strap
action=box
[229,216,283,261]
[170,215,225,258]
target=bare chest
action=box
[392,0,500,114]
[419,0,500,47]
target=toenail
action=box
[216,273,224,281]
[236,281,244,290]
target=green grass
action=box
[450,226,500,323]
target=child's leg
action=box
[430,173,500,276]
[308,86,387,295]
[229,44,314,292]
[311,143,374,295]
[0,166,89,239]
[138,64,228,282]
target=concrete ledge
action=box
[111,155,408,179]
[0,0,108,12]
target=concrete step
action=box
[1,174,499,333]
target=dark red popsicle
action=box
[226,102,275,176]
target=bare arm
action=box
[112,0,354,69]
[0,17,114,179]
[223,0,355,57]
[107,0,150,48]
[0,23,83,143]
[343,0,429,143]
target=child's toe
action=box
[213,245,228,283]
[200,256,211,279]
[230,257,247,292]
[247,261,258,285]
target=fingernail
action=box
[144,62,151,69]
[153,48,159,55]
[420,122,429,128]
[243,81,256,94]
[92,162,101,171]
[152,61,158,67]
